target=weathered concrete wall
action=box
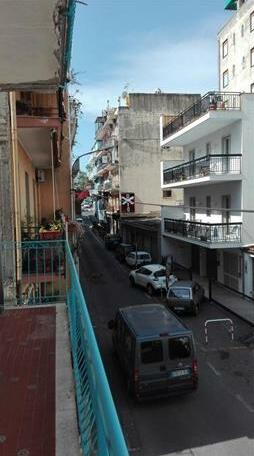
[0,92,16,304]
[118,93,200,216]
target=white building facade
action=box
[160,91,254,298]
[219,0,254,92]
[159,0,254,298]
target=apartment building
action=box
[219,0,254,92]
[160,0,254,298]
[91,93,199,260]
[0,0,76,304]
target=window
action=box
[251,11,254,32]
[168,337,191,360]
[242,56,246,69]
[232,32,236,46]
[251,83,254,93]
[241,24,244,37]
[206,196,211,217]
[154,269,166,278]
[222,39,228,58]
[168,287,191,299]
[138,267,152,276]
[232,64,236,77]
[162,190,172,198]
[141,340,163,364]
[251,48,254,67]
[223,70,229,88]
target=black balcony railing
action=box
[163,154,242,185]
[16,100,59,117]
[163,91,241,140]
[164,218,242,243]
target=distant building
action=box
[90,92,199,261]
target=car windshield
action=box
[168,336,191,360]
[154,269,166,278]
[140,340,163,364]
[169,287,190,299]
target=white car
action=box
[125,251,151,268]
[129,264,167,295]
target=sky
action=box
[71,0,232,170]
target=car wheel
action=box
[147,284,154,296]
[129,276,135,287]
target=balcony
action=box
[0,240,128,455]
[164,218,242,247]
[162,92,241,146]
[163,154,242,188]
[16,99,61,129]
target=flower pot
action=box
[39,231,62,240]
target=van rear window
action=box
[141,340,163,364]
[168,337,191,360]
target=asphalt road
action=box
[79,227,254,456]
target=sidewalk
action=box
[195,275,254,325]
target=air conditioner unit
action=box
[36,169,45,183]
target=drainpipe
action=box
[66,93,75,220]
[50,129,56,220]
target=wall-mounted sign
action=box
[121,193,135,213]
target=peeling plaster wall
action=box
[0,0,68,89]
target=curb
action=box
[209,297,254,327]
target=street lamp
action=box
[71,145,114,177]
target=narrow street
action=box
[79,228,254,456]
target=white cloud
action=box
[76,22,220,119]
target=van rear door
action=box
[137,339,168,396]
[166,335,195,390]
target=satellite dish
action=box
[122,91,128,98]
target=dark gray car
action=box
[167,280,205,316]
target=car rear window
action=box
[154,269,166,278]
[168,337,191,360]
[140,340,163,364]
[169,287,190,299]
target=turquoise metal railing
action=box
[0,240,66,306]
[0,240,129,454]
[65,241,129,455]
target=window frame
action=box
[162,190,172,198]
[222,39,228,58]
[223,69,229,88]
[251,11,254,32]
[251,47,254,67]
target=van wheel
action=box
[193,304,199,316]
[129,276,135,287]
[147,284,154,296]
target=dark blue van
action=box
[108,304,198,400]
